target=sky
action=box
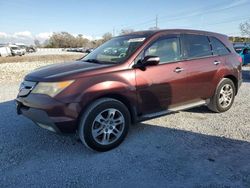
[0,0,250,44]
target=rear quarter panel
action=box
[209,34,241,94]
[211,53,241,95]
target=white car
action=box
[15,44,27,55]
[9,45,23,56]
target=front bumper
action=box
[12,52,22,56]
[16,93,81,134]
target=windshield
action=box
[11,47,19,50]
[82,35,147,64]
[17,45,26,49]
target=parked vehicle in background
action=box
[0,45,12,57]
[233,43,250,53]
[234,45,247,54]
[233,43,250,65]
[9,45,23,56]
[15,43,27,55]
[66,47,92,53]
[85,48,94,53]
[77,47,87,53]
[26,46,37,53]
[16,29,242,152]
[66,48,78,52]
[239,48,250,65]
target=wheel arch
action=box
[223,75,238,95]
[97,93,137,123]
[77,93,138,129]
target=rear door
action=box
[135,35,189,114]
[180,34,224,101]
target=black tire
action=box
[208,78,236,113]
[78,98,130,152]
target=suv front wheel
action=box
[78,98,130,152]
[208,78,236,113]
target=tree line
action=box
[229,36,250,43]
[34,29,135,48]
[35,32,113,48]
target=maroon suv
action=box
[16,29,242,151]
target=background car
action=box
[15,44,27,55]
[26,46,37,53]
[9,45,23,56]
[85,48,94,53]
[233,43,250,54]
[239,48,250,65]
[234,45,249,54]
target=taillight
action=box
[238,55,242,64]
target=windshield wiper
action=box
[84,59,102,64]
[84,59,117,64]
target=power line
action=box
[92,2,250,37]
[205,16,250,27]
[157,1,250,25]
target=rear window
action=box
[209,37,230,55]
[182,34,212,59]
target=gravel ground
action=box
[0,62,250,187]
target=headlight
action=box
[32,80,74,97]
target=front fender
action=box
[80,79,137,107]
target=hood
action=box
[25,61,112,82]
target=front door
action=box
[135,35,188,115]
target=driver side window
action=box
[145,37,181,64]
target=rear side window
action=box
[182,34,212,59]
[145,37,181,64]
[209,37,230,55]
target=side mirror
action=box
[132,56,160,70]
[142,56,160,66]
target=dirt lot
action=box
[0,53,83,64]
[0,59,250,187]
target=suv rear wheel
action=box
[78,98,130,152]
[208,78,236,113]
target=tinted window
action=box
[183,34,212,58]
[210,37,230,55]
[145,37,181,63]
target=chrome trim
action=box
[174,67,184,73]
[213,61,221,65]
[140,100,207,120]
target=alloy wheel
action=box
[91,108,125,145]
[218,84,233,108]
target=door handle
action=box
[214,61,221,65]
[174,67,184,73]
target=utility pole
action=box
[113,27,115,37]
